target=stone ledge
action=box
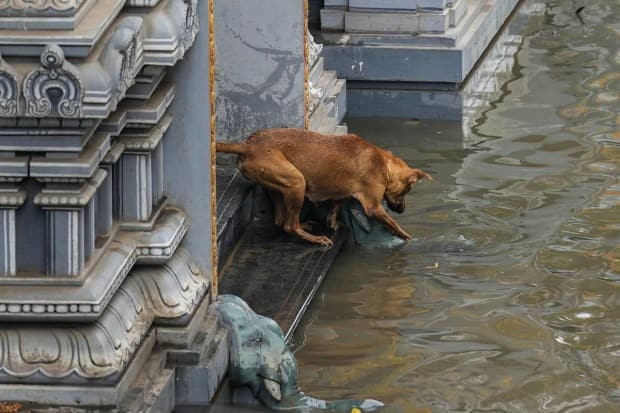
[0,247,208,390]
[0,0,124,57]
[0,206,189,321]
[100,82,176,135]
[0,119,101,153]
[29,132,111,179]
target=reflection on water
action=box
[292,1,620,412]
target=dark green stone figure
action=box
[214,295,384,412]
[340,200,405,246]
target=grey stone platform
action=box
[317,0,519,84]
[345,0,542,120]
[312,0,529,120]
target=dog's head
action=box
[384,155,432,214]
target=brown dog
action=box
[216,128,432,246]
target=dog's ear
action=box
[409,168,433,184]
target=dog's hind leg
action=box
[249,156,333,247]
[281,185,333,247]
[267,190,285,228]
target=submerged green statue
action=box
[214,295,384,413]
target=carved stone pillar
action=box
[0,184,26,276]
[117,114,171,223]
[118,151,153,222]
[35,182,96,276]
[0,0,220,410]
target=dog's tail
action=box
[216,141,246,155]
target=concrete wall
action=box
[214,0,306,143]
[165,0,213,275]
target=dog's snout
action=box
[387,199,405,214]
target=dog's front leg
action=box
[354,194,412,240]
[372,207,412,240]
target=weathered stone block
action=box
[321,8,345,30]
[345,11,419,34]
[174,322,229,409]
[418,0,449,11]
[450,0,468,27]
[321,0,520,83]
[214,0,305,143]
[418,7,449,32]
[349,0,418,11]
[324,0,349,8]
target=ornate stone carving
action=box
[24,44,84,118]
[126,0,161,6]
[0,0,84,16]
[0,53,18,117]
[100,17,145,106]
[0,247,208,384]
[307,30,323,68]
[183,0,198,50]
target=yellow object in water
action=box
[351,408,362,413]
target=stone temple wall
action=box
[0,0,223,409]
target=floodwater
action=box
[291,1,620,412]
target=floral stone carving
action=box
[24,44,84,118]
[0,247,208,384]
[0,0,85,16]
[0,52,18,117]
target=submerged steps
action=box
[216,161,347,339]
[219,222,346,339]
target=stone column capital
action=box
[34,181,96,208]
[0,184,26,208]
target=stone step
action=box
[319,0,478,46]
[325,0,455,11]
[316,69,338,103]
[451,0,468,27]
[219,220,346,339]
[321,8,345,31]
[315,103,339,134]
[334,124,349,135]
[173,314,230,410]
[309,70,338,128]
[311,76,347,135]
[325,0,349,8]
[345,8,452,34]
[216,159,254,271]
[330,78,347,125]
[309,56,325,87]
[310,101,335,133]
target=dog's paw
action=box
[316,236,334,248]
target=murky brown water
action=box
[292,2,620,412]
